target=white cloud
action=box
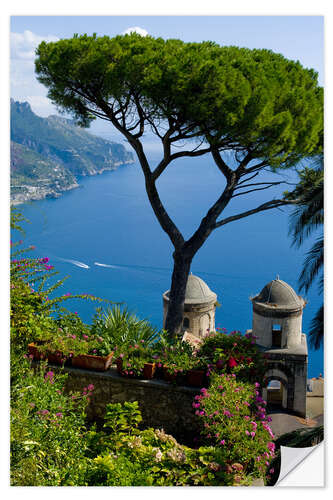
[10,30,60,116]
[25,95,59,117]
[122,26,148,37]
[11,30,58,61]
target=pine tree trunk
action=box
[164,250,192,337]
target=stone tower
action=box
[163,274,217,338]
[249,277,308,417]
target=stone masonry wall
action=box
[58,365,201,444]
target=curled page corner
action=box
[276,442,324,487]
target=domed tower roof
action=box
[163,273,217,305]
[251,277,305,314]
[184,274,217,304]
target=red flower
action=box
[228,356,238,368]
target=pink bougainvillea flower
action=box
[220,440,226,445]
[228,356,238,368]
[87,384,94,391]
[267,442,275,453]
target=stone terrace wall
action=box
[58,365,201,444]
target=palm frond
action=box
[308,305,324,350]
[299,237,323,293]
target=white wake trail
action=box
[94,262,121,269]
[57,257,90,269]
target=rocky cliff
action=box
[10,99,134,204]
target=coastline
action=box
[10,159,135,206]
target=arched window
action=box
[183,317,190,329]
[266,379,283,406]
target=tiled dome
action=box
[164,274,217,304]
[184,274,217,304]
[255,278,303,307]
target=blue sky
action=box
[10,15,324,135]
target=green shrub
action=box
[197,329,266,382]
[152,337,204,375]
[10,354,92,485]
[91,305,160,349]
[193,372,276,484]
[85,402,232,486]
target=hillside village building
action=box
[164,274,308,417]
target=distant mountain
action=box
[10,99,134,204]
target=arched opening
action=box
[266,380,283,405]
[262,372,288,411]
[183,317,190,329]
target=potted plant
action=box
[160,340,196,384]
[116,342,154,379]
[71,345,115,372]
[142,361,156,379]
[186,357,209,387]
[71,333,116,372]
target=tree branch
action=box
[233,180,285,193]
[236,171,260,186]
[211,148,233,181]
[214,199,296,228]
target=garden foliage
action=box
[10,212,275,486]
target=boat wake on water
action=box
[94,262,121,269]
[57,257,90,269]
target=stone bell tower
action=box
[163,273,217,338]
[248,277,308,417]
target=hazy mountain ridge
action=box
[10,99,134,204]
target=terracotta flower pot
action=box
[47,351,67,365]
[27,342,43,360]
[163,366,177,382]
[186,369,205,387]
[143,362,156,380]
[71,351,114,372]
[115,358,144,378]
[27,342,67,365]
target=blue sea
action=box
[14,150,324,378]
